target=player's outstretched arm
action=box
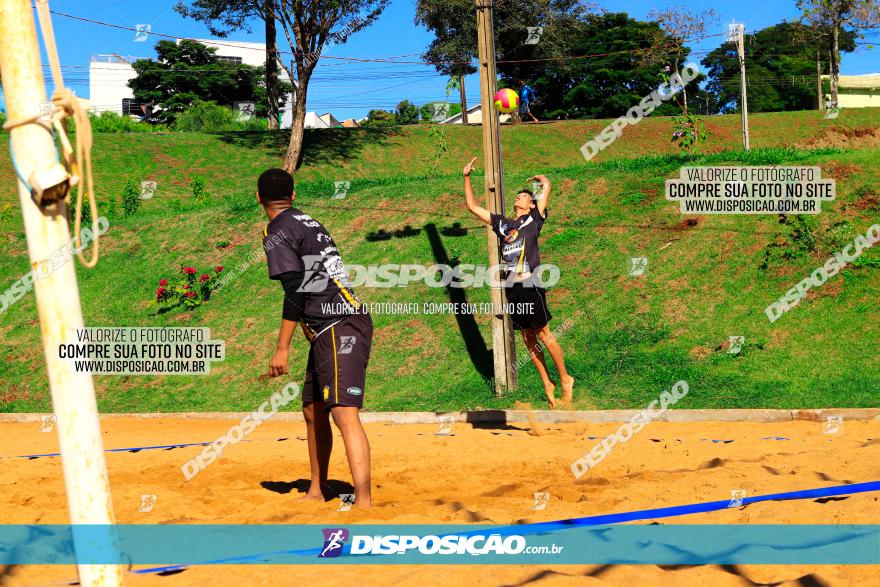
[463,157,491,225]
[529,174,551,216]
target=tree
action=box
[128,39,287,124]
[175,1,284,130]
[394,99,420,125]
[521,12,683,119]
[180,0,389,171]
[796,0,880,107]
[361,109,396,127]
[645,5,718,114]
[274,0,389,170]
[415,0,597,123]
[701,22,856,113]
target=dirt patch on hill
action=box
[805,126,880,149]
[821,161,862,181]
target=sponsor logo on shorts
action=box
[319,528,349,558]
[323,386,330,401]
[347,386,362,396]
[338,336,356,354]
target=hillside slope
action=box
[1,109,879,412]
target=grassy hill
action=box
[2,109,879,412]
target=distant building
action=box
[822,73,880,108]
[440,104,511,125]
[341,118,361,128]
[304,112,341,128]
[88,38,296,127]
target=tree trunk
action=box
[283,72,309,172]
[265,3,279,130]
[830,23,840,108]
[677,58,688,115]
[459,73,468,124]
[816,48,824,110]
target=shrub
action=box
[173,101,264,132]
[67,190,92,225]
[121,179,142,216]
[156,265,225,309]
[760,215,817,269]
[88,111,163,133]
[671,113,708,154]
[191,175,209,205]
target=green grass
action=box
[1,109,879,412]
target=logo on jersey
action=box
[298,254,348,293]
[319,528,349,558]
[503,229,520,244]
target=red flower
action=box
[184,291,197,299]
[183,266,196,275]
[156,287,166,299]
[199,274,210,283]
[215,266,224,273]
[159,278,168,286]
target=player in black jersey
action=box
[258,168,373,507]
[462,157,574,407]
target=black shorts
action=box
[303,312,373,410]
[505,282,552,330]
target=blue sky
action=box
[11,0,880,120]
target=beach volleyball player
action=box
[257,168,373,507]
[462,157,574,407]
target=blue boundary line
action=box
[130,479,880,573]
[8,438,293,459]
[10,433,814,459]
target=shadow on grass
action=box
[424,222,493,381]
[213,127,401,168]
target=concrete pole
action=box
[475,0,517,394]
[0,1,123,584]
[736,24,750,150]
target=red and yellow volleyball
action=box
[493,88,519,113]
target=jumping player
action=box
[258,168,373,507]
[462,157,574,407]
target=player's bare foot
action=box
[299,481,330,501]
[544,383,557,409]
[561,375,574,404]
[354,493,372,508]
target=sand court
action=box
[2,414,879,585]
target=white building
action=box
[822,73,880,108]
[88,54,139,115]
[88,38,296,127]
[440,104,510,125]
[304,112,341,128]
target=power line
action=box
[49,8,735,68]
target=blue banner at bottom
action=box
[1,525,879,566]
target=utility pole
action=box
[732,22,750,150]
[459,73,469,125]
[475,0,516,395]
[0,1,123,585]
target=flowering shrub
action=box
[156,265,224,309]
[671,113,707,154]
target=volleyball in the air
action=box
[494,88,519,113]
